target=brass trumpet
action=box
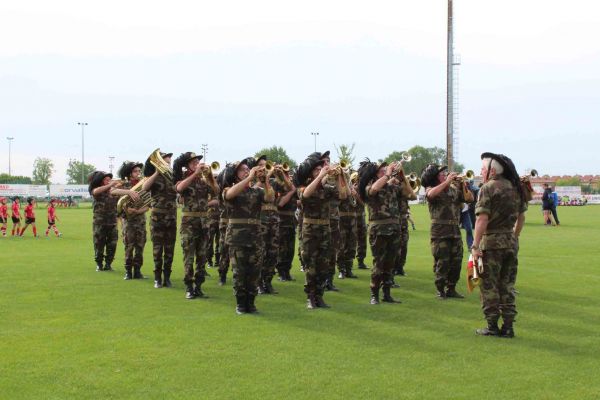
[452,169,475,183]
[408,173,421,193]
[210,161,220,171]
[350,171,359,185]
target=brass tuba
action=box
[149,148,174,182]
[116,177,152,215]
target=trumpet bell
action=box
[465,170,475,180]
[210,161,220,171]
[281,162,290,172]
[401,152,412,163]
[265,160,274,171]
[531,169,538,177]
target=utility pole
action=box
[201,144,208,161]
[311,132,319,152]
[7,137,14,176]
[446,0,455,171]
[109,156,115,174]
[77,122,88,184]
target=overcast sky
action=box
[1,0,598,183]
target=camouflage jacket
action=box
[426,184,465,239]
[92,191,118,226]
[476,176,528,250]
[259,178,281,224]
[122,180,146,225]
[276,181,297,228]
[149,174,177,216]
[224,186,264,248]
[299,181,337,220]
[338,196,355,217]
[218,196,229,227]
[180,176,213,214]
[365,182,405,235]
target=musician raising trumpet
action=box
[421,164,473,299]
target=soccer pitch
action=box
[1,205,599,399]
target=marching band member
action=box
[295,154,346,309]
[223,159,272,314]
[337,171,358,279]
[118,161,148,280]
[216,168,231,286]
[421,164,473,299]
[142,152,177,288]
[358,160,411,304]
[174,152,219,299]
[89,171,140,272]
[472,153,527,338]
[275,167,298,282]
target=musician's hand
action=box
[319,165,330,178]
[471,247,482,265]
[446,172,458,183]
[110,180,121,188]
[248,166,260,180]
[385,163,395,176]
[128,190,141,202]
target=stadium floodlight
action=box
[7,137,14,176]
[311,132,319,152]
[77,122,88,184]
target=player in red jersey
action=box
[11,197,22,236]
[19,197,38,238]
[46,198,62,238]
[0,197,8,236]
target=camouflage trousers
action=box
[277,223,296,275]
[297,211,304,267]
[180,216,209,286]
[230,245,261,297]
[328,219,340,277]
[301,224,330,296]
[259,218,279,281]
[355,213,367,262]
[93,223,118,266]
[122,218,147,271]
[480,247,519,321]
[218,222,230,275]
[369,229,400,289]
[431,237,463,289]
[338,217,357,274]
[150,213,177,274]
[395,219,409,271]
[207,220,220,264]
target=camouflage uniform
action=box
[337,196,357,277]
[296,208,304,269]
[148,174,178,285]
[327,188,341,289]
[300,182,337,301]
[476,177,528,325]
[121,180,147,276]
[217,198,231,283]
[365,182,407,294]
[427,184,465,294]
[92,191,119,268]
[225,186,264,302]
[258,179,281,292]
[395,198,410,275]
[276,186,298,280]
[179,176,212,293]
[354,202,368,267]
[207,201,220,266]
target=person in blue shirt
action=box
[550,190,560,226]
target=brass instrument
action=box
[408,173,421,194]
[210,161,220,171]
[279,162,290,172]
[350,172,359,185]
[149,148,174,181]
[520,169,538,202]
[453,169,475,183]
[466,256,483,293]
[401,152,412,163]
[116,177,152,215]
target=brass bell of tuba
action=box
[149,148,174,182]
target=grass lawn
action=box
[1,204,599,399]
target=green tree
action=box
[383,145,464,176]
[0,174,33,184]
[555,177,581,186]
[334,143,356,169]
[254,146,297,169]
[66,160,96,184]
[32,157,54,185]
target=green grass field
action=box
[1,204,599,399]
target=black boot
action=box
[185,284,196,299]
[346,269,358,279]
[247,295,259,314]
[236,295,248,315]
[194,284,206,298]
[446,286,464,299]
[315,295,330,308]
[436,283,447,299]
[306,294,318,310]
[163,270,172,288]
[476,318,500,336]
[264,278,278,294]
[325,276,339,292]
[257,283,266,295]
[153,270,163,288]
[370,287,380,305]
[133,267,145,279]
[357,259,369,270]
[500,317,515,338]
[124,268,133,280]
[338,271,346,279]
[382,286,401,303]
[390,278,400,288]
[104,263,114,272]
[95,263,103,272]
[218,270,227,286]
[286,270,295,281]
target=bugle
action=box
[149,148,174,181]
